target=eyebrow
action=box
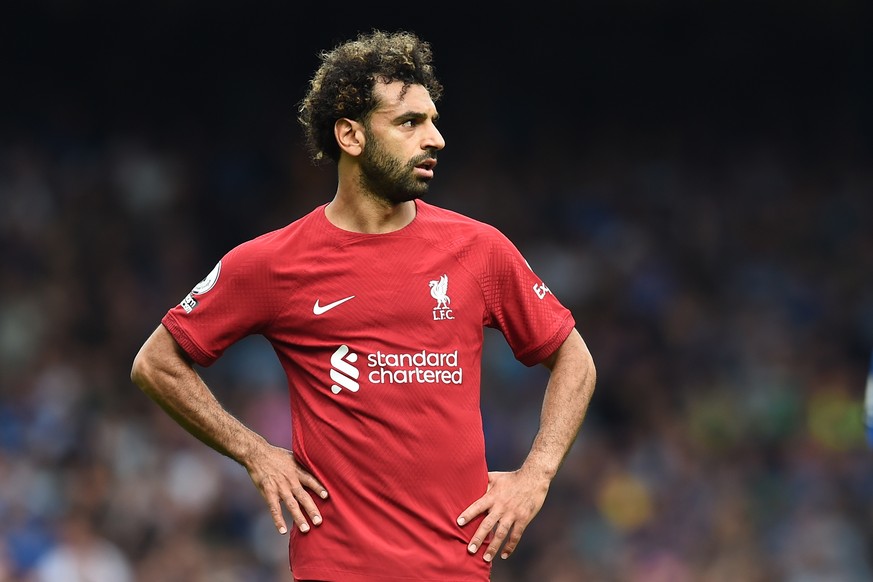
[393,111,439,124]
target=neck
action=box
[325,187,417,234]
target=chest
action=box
[279,239,485,347]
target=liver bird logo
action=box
[429,274,450,309]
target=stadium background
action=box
[2,1,872,580]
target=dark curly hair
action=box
[297,30,443,164]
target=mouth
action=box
[416,157,437,170]
[414,157,437,179]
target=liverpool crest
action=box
[429,274,454,320]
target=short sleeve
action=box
[481,231,575,366]
[161,240,287,367]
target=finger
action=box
[456,497,487,528]
[482,520,512,563]
[265,489,289,534]
[297,471,329,500]
[281,491,314,533]
[289,484,323,529]
[465,514,499,556]
[498,522,526,560]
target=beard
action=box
[358,129,437,205]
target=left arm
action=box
[457,327,595,562]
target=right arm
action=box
[130,324,328,534]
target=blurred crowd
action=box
[2,118,872,581]
[3,6,873,575]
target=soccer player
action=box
[131,30,596,582]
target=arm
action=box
[130,324,328,534]
[457,327,595,562]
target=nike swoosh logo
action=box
[313,295,356,315]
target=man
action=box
[131,30,596,581]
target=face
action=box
[357,81,445,205]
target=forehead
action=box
[372,81,436,116]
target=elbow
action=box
[586,358,597,395]
[583,345,596,383]
[131,324,182,392]
[130,348,152,391]
[130,325,192,399]
[582,339,596,387]
[130,345,174,404]
[130,330,167,392]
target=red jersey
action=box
[162,200,575,581]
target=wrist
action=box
[230,430,270,470]
[519,456,558,483]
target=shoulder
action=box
[414,201,525,280]
[415,200,509,246]
[230,206,324,257]
[213,206,326,288]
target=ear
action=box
[334,118,365,157]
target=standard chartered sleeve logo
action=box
[330,345,360,394]
[327,346,463,395]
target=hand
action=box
[244,443,329,535]
[456,469,550,562]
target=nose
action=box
[424,121,445,151]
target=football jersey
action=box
[161,200,575,581]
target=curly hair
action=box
[297,30,443,164]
